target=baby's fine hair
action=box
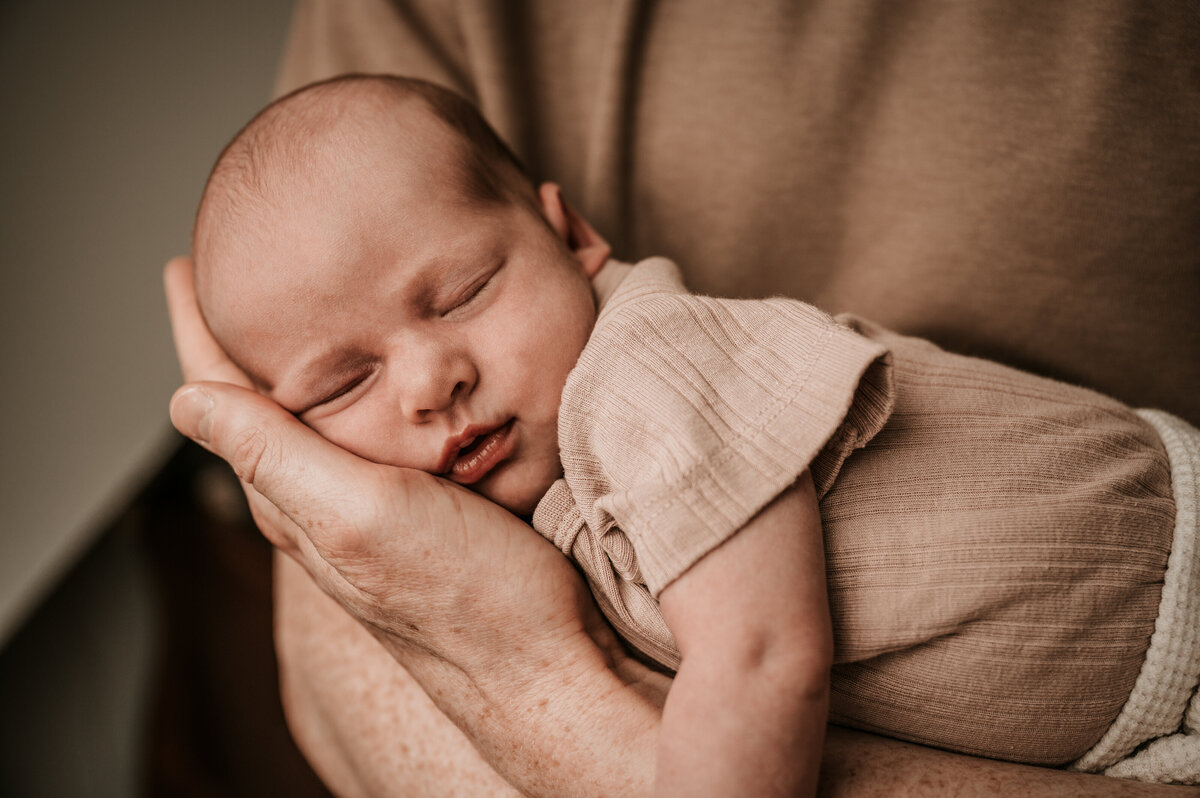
[193,74,534,263]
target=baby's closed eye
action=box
[295,361,379,419]
[313,372,371,408]
[440,259,504,319]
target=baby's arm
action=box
[656,469,832,797]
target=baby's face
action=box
[201,147,599,516]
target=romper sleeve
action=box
[557,258,894,596]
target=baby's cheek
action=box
[308,407,414,470]
[304,415,364,458]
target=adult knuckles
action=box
[226,421,276,489]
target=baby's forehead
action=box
[201,103,480,255]
[195,82,525,349]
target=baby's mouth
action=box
[454,432,488,459]
[442,419,516,484]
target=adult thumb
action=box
[169,381,372,528]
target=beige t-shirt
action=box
[277,0,1200,424]
[534,258,1174,765]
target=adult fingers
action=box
[168,380,488,647]
[169,380,391,558]
[163,256,252,387]
[164,258,298,551]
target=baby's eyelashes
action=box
[440,260,504,319]
[318,373,369,406]
[297,368,376,419]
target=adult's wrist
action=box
[383,574,663,797]
[476,629,663,798]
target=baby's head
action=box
[193,75,610,515]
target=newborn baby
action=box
[192,74,1200,790]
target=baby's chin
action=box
[480,484,548,521]
[475,463,562,520]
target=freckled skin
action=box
[198,107,602,517]
[815,728,1178,798]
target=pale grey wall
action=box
[0,1,296,794]
[0,0,294,639]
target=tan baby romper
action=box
[534,258,1191,776]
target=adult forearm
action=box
[368,561,664,796]
[276,554,1188,798]
[818,726,1195,798]
[391,627,663,798]
[275,552,664,798]
[275,553,523,797]
[276,566,1193,798]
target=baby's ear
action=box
[537,183,610,277]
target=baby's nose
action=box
[396,343,476,422]
[404,380,470,422]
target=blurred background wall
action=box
[0,1,297,793]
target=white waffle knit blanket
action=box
[1071,409,1200,783]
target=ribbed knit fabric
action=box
[535,257,893,669]
[1069,410,1200,783]
[822,321,1172,765]
[534,258,1176,767]
[547,258,894,596]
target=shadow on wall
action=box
[0,0,330,794]
[0,443,333,797]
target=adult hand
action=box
[166,255,571,649]
[164,256,664,795]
